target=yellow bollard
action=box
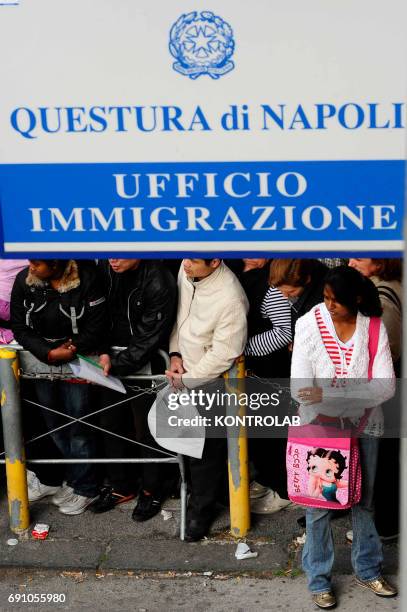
[224,355,250,538]
[0,348,30,534]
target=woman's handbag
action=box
[286,317,380,510]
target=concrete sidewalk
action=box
[0,488,399,577]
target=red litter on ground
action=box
[32,523,50,540]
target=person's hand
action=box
[48,340,77,364]
[169,356,185,375]
[99,353,111,376]
[165,369,184,390]
[298,386,323,405]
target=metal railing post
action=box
[224,355,250,538]
[178,454,187,541]
[0,348,30,533]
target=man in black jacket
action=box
[90,258,177,520]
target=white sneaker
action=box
[249,481,271,500]
[26,469,60,502]
[251,489,292,514]
[52,483,75,507]
[58,493,98,515]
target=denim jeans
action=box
[302,436,383,593]
[35,380,98,497]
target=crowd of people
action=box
[0,255,401,609]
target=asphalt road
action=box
[0,569,400,612]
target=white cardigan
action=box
[290,304,395,434]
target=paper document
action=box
[69,355,127,394]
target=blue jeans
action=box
[35,380,98,498]
[302,437,383,593]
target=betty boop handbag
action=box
[286,317,380,510]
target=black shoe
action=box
[89,486,135,514]
[132,490,161,522]
[184,508,217,542]
[184,518,211,542]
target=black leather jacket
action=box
[99,260,177,376]
[11,261,108,363]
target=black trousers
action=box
[34,380,99,497]
[21,379,65,488]
[98,385,177,497]
[249,436,288,498]
[186,436,227,519]
[374,437,399,537]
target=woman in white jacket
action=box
[290,266,396,609]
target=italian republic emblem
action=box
[169,11,235,79]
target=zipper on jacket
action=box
[108,264,144,339]
[127,287,140,336]
[107,266,113,298]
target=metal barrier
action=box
[0,346,187,539]
[0,346,249,541]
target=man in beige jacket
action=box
[166,258,248,541]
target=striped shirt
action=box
[245,287,292,356]
[315,305,354,377]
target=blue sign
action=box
[0,2,405,258]
[0,160,403,258]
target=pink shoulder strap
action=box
[368,316,381,380]
[357,316,381,435]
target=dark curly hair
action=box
[324,265,382,317]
